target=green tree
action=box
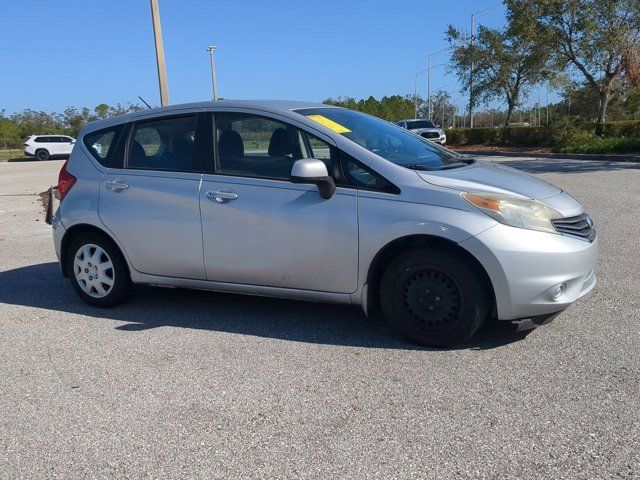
[446,10,550,127]
[0,116,21,144]
[62,107,96,136]
[9,109,64,138]
[421,91,455,128]
[509,0,640,131]
[323,95,415,122]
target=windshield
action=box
[405,120,436,129]
[296,107,462,170]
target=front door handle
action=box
[105,179,129,192]
[207,189,238,203]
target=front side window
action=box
[128,115,198,172]
[215,113,324,180]
[296,108,465,171]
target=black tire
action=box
[66,233,132,307]
[380,248,490,347]
[36,149,50,161]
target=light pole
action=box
[206,45,219,101]
[469,2,501,128]
[432,83,451,126]
[427,47,449,120]
[450,94,465,129]
[149,0,169,106]
[413,68,428,117]
[546,85,550,126]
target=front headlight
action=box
[462,191,562,233]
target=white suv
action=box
[24,135,75,161]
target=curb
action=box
[453,150,640,162]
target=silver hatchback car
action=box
[52,100,597,346]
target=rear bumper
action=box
[51,189,65,264]
[460,224,598,320]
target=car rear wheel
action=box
[67,233,131,307]
[380,248,490,347]
[36,149,50,161]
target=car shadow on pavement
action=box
[0,262,533,351]
[494,158,640,174]
[7,157,65,162]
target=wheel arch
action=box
[365,234,496,317]
[60,223,128,277]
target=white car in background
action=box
[24,135,75,160]
[396,119,447,145]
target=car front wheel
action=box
[67,233,131,307]
[380,248,490,347]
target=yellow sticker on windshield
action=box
[306,114,351,134]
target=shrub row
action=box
[447,126,554,147]
[447,120,640,148]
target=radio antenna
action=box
[138,96,152,109]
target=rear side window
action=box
[35,137,50,143]
[127,115,198,172]
[83,125,124,167]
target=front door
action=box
[199,112,358,293]
[98,113,206,279]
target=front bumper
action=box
[460,223,598,320]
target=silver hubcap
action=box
[73,244,115,298]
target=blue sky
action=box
[0,0,508,114]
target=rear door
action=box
[98,112,206,279]
[60,136,74,155]
[199,111,358,293]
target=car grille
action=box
[552,213,596,242]
[421,132,440,139]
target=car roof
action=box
[81,100,336,133]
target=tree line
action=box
[0,103,144,146]
[446,0,640,131]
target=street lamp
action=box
[427,47,449,120]
[413,68,428,117]
[469,2,501,128]
[206,45,219,101]
[432,84,451,126]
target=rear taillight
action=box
[58,160,77,201]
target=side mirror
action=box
[290,158,336,199]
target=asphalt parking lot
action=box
[1,157,639,479]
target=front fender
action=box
[353,191,496,306]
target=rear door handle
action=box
[105,179,129,192]
[206,189,238,203]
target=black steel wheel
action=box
[380,247,490,347]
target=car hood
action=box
[410,128,443,135]
[416,159,562,199]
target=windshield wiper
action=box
[401,164,436,171]
[440,158,475,169]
